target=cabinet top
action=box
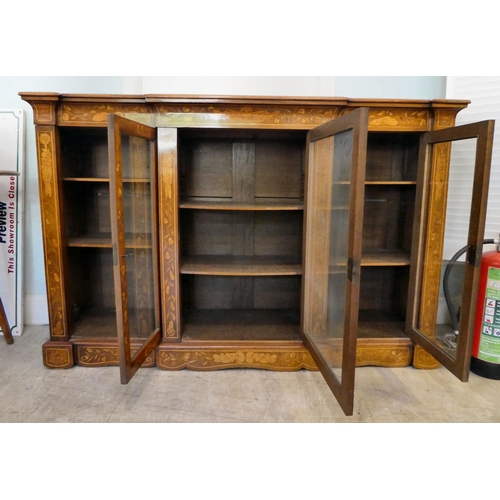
[18,92,470,131]
[18,91,470,108]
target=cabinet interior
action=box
[178,128,306,342]
[59,123,420,343]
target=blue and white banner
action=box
[0,110,25,338]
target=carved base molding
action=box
[156,341,317,371]
[41,337,420,371]
[43,339,156,368]
[73,339,156,368]
[356,338,414,368]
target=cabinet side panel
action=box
[158,128,181,341]
[35,126,69,339]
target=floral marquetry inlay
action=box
[59,103,151,125]
[76,345,155,367]
[433,109,459,130]
[413,345,440,369]
[36,128,67,338]
[43,344,73,369]
[159,129,180,339]
[368,109,429,131]
[32,102,56,124]
[157,348,317,371]
[39,132,54,199]
[340,108,430,131]
[419,142,451,335]
[356,346,412,367]
[153,105,340,128]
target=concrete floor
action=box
[1,325,499,423]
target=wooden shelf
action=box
[63,177,109,183]
[67,233,152,249]
[63,177,150,183]
[361,250,411,266]
[328,251,411,271]
[357,310,408,339]
[338,181,415,186]
[181,255,302,276]
[71,308,154,340]
[179,198,304,211]
[365,181,417,185]
[182,309,301,342]
[71,309,117,338]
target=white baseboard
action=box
[24,293,49,326]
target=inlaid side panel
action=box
[418,142,451,336]
[36,126,69,340]
[158,128,181,341]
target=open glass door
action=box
[108,115,161,384]
[407,120,495,380]
[302,108,369,416]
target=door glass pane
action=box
[416,139,477,360]
[121,134,157,338]
[309,130,353,382]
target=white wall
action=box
[124,76,337,96]
[336,76,446,99]
[125,76,446,99]
[446,77,500,245]
[0,75,445,326]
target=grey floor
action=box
[1,325,499,423]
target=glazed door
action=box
[108,115,161,384]
[302,108,369,416]
[407,120,495,380]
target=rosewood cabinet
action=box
[20,93,494,415]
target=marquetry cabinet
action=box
[20,93,494,414]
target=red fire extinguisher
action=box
[471,241,500,379]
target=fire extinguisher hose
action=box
[443,239,496,334]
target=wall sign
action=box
[0,110,25,338]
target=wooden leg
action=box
[0,297,14,344]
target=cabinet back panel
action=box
[182,275,301,310]
[182,140,233,198]
[359,267,409,317]
[180,129,306,202]
[363,185,415,252]
[255,141,304,199]
[67,248,115,314]
[181,211,303,257]
[181,211,234,255]
[64,183,111,238]
[253,276,301,309]
[64,183,152,239]
[366,133,419,182]
[60,128,109,178]
[253,211,303,256]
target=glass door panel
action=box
[108,115,161,384]
[303,108,369,415]
[407,120,495,380]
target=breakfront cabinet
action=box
[20,93,494,415]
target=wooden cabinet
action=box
[20,93,495,415]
